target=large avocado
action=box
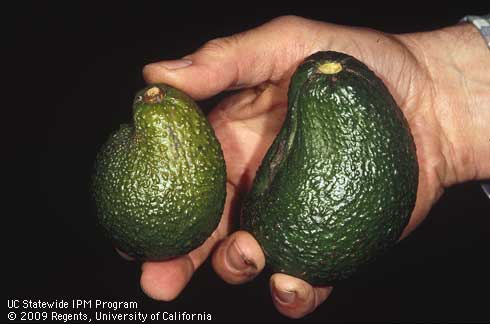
[93,84,226,260]
[241,51,418,285]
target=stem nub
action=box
[143,86,165,104]
[318,61,343,74]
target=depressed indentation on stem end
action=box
[318,61,343,74]
[143,86,165,103]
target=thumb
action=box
[142,16,316,100]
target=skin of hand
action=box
[137,16,490,319]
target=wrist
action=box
[400,23,490,187]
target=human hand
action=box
[139,16,490,318]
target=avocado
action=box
[92,84,226,260]
[241,51,418,285]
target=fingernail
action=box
[226,240,256,272]
[153,59,192,70]
[115,248,134,261]
[273,284,296,305]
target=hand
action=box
[138,16,490,318]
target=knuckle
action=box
[270,15,305,27]
[202,38,227,52]
[200,36,238,57]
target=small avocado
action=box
[93,84,226,260]
[241,51,418,285]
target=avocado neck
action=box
[132,105,169,140]
[131,86,170,139]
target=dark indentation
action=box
[268,138,287,186]
[344,67,374,86]
[167,126,180,155]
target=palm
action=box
[140,18,448,309]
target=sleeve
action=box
[461,14,490,49]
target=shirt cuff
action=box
[461,14,490,49]
[482,182,490,199]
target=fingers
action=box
[212,230,265,284]
[139,231,221,301]
[140,255,195,301]
[115,246,203,301]
[212,231,332,319]
[270,274,333,319]
[143,16,317,100]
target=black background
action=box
[5,3,490,323]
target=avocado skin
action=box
[241,51,418,285]
[93,84,226,260]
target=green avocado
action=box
[93,84,226,260]
[241,51,418,285]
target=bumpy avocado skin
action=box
[241,51,418,285]
[93,84,226,260]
